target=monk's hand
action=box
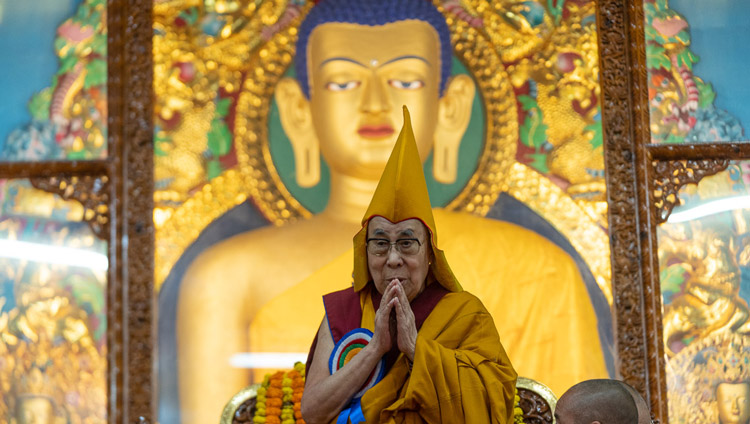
[391,280,417,362]
[371,280,397,356]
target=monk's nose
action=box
[385,245,404,266]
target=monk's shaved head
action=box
[555,379,638,424]
[621,382,651,424]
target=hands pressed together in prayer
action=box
[302,278,420,423]
[371,278,418,362]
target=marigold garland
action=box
[253,362,306,424]
[513,387,525,424]
[252,362,524,424]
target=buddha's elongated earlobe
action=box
[433,74,476,184]
[275,77,321,187]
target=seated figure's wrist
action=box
[405,335,417,363]
[367,338,385,358]
[406,348,415,363]
[408,333,418,362]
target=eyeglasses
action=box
[366,238,422,256]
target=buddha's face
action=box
[307,20,441,180]
[15,397,55,424]
[718,382,750,424]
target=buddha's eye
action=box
[325,81,360,91]
[388,79,424,90]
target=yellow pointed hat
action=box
[352,106,462,293]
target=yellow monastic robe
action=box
[249,209,608,396]
[358,289,518,423]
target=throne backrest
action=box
[516,376,558,424]
[220,384,260,424]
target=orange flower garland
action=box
[253,362,306,424]
[251,362,522,423]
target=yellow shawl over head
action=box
[352,106,462,293]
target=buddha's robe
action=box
[310,283,517,423]
[249,209,609,395]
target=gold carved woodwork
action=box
[651,159,730,225]
[4,0,743,422]
[0,0,155,422]
[596,0,750,418]
[30,175,111,240]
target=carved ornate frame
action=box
[0,0,154,422]
[7,0,748,422]
[597,1,750,422]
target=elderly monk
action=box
[554,379,639,424]
[302,107,517,424]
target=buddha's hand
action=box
[389,279,417,362]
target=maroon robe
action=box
[305,282,449,377]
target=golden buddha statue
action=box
[174,1,610,423]
[4,341,65,424]
[14,396,58,424]
[9,368,64,424]
[718,382,750,424]
[659,219,750,356]
[667,332,750,423]
[0,277,105,424]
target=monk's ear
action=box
[434,74,476,184]
[275,77,320,187]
